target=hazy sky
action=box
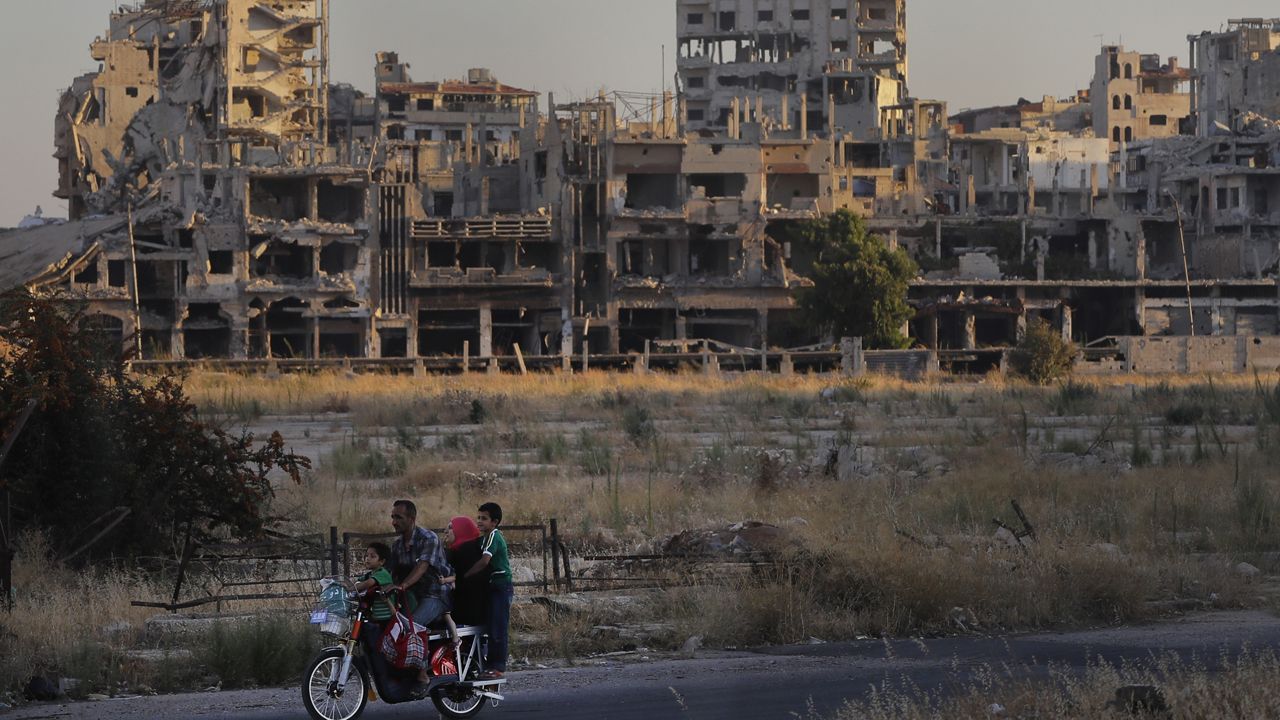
[0,1,1272,224]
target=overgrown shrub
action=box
[0,291,310,560]
[1010,318,1077,385]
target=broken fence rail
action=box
[133,522,566,612]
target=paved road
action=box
[5,611,1278,720]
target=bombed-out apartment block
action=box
[678,0,907,132]
[5,2,1280,370]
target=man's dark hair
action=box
[393,499,417,519]
[478,502,503,524]
[367,541,391,562]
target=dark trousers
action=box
[486,583,514,672]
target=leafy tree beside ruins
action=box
[791,211,919,350]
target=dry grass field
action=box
[6,368,1280,707]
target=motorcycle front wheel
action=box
[302,647,370,720]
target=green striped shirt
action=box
[481,529,512,586]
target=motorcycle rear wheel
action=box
[302,647,370,720]
[430,684,486,719]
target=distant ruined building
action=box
[3,2,1280,372]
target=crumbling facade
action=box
[6,2,1280,371]
[1190,19,1280,136]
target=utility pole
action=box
[1166,190,1196,337]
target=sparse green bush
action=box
[468,398,489,424]
[621,404,658,448]
[201,617,319,689]
[538,434,569,464]
[1165,401,1206,426]
[1010,318,1077,385]
[577,429,613,476]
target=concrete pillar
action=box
[462,340,470,374]
[935,219,943,258]
[675,315,687,340]
[962,313,977,351]
[1087,231,1098,270]
[1060,305,1073,342]
[478,304,493,358]
[1134,288,1147,335]
[780,353,794,377]
[840,337,864,377]
[800,95,808,137]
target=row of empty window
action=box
[687,6,866,28]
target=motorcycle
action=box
[302,579,506,720]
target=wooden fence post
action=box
[549,519,561,590]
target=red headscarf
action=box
[448,516,481,547]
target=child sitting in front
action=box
[351,541,396,622]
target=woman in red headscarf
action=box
[442,515,488,625]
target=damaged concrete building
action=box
[5,2,1280,372]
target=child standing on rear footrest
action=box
[468,501,512,679]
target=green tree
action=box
[1010,317,1077,385]
[794,210,918,349]
[0,291,310,561]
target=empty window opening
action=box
[184,303,230,359]
[74,260,99,285]
[758,10,774,21]
[107,260,127,287]
[319,242,360,274]
[686,12,703,24]
[125,87,139,98]
[265,298,310,358]
[625,174,681,210]
[433,191,455,217]
[250,177,310,220]
[767,174,821,206]
[690,238,732,276]
[319,319,363,358]
[380,328,408,359]
[1113,95,1121,110]
[416,98,434,111]
[418,309,479,357]
[792,9,811,21]
[253,241,313,280]
[1150,115,1168,126]
[317,180,366,223]
[1124,127,1133,142]
[718,11,736,30]
[832,8,848,20]
[427,241,457,268]
[1124,95,1133,110]
[688,173,747,198]
[620,309,672,353]
[208,250,234,275]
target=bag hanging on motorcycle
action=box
[379,610,428,670]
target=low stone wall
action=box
[1120,336,1280,374]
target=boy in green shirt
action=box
[352,541,396,622]
[467,502,512,678]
